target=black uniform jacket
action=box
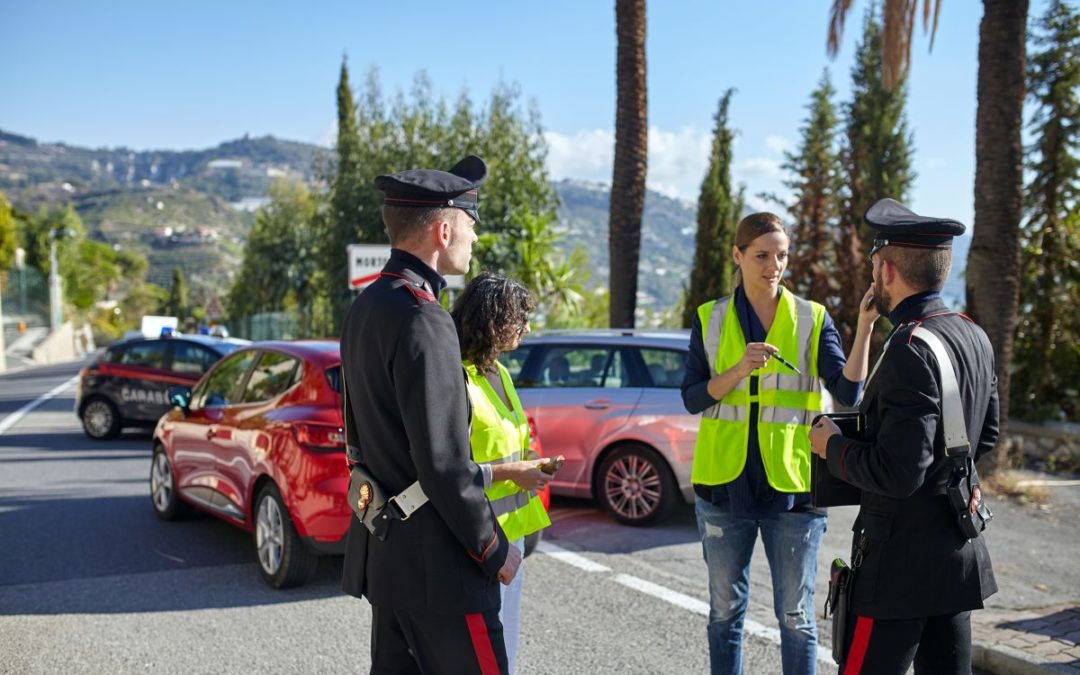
[825,295,999,620]
[340,250,508,615]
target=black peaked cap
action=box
[374,155,487,222]
[864,198,965,254]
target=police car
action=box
[76,334,249,439]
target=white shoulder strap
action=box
[910,326,970,456]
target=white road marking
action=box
[0,375,80,436]
[536,540,611,572]
[543,545,836,666]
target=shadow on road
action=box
[544,495,700,554]
[0,429,152,452]
[0,490,347,615]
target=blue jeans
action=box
[499,538,525,675]
[695,496,827,675]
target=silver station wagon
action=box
[499,330,699,525]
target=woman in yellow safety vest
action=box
[681,212,880,675]
[451,272,555,675]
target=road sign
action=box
[347,244,463,291]
[205,297,223,320]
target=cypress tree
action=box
[837,10,916,347]
[683,89,745,327]
[782,71,843,313]
[1012,0,1080,421]
[166,267,189,319]
[322,57,369,331]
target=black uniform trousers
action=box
[838,611,972,675]
[370,604,508,675]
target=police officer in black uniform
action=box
[340,155,521,675]
[809,198,999,674]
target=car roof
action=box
[523,329,690,349]
[242,339,341,367]
[109,334,251,350]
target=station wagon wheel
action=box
[597,444,678,526]
[150,445,189,520]
[255,483,318,589]
[81,397,121,440]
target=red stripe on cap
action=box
[383,197,449,205]
[887,241,952,249]
[465,613,500,675]
[843,616,874,675]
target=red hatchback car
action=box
[151,340,550,589]
[151,341,349,588]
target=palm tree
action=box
[609,0,648,328]
[828,0,1029,465]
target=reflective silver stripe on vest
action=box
[792,295,815,372]
[703,404,747,422]
[760,405,816,427]
[490,490,531,517]
[703,297,731,374]
[759,372,820,392]
[485,451,522,466]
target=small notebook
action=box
[810,412,863,508]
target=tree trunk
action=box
[967,0,1029,469]
[609,0,648,328]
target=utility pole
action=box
[49,229,64,333]
[0,276,6,371]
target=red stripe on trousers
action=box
[464,613,500,675]
[843,616,874,675]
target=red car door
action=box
[211,350,301,520]
[172,349,258,520]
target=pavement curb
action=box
[974,640,1070,675]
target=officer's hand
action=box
[858,284,880,326]
[493,460,554,491]
[497,541,523,585]
[737,343,779,377]
[809,416,841,458]
[970,485,983,514]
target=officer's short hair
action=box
[879,246,952,292]
[382,205,453,246]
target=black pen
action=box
[768,352,802,375]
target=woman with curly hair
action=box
[450,272,556,674]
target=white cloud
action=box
[545,126,710,201]
[734,158,781,180]
[765,135,791,154]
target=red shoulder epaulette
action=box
[380,272,436,304]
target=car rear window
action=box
[117,341,166,369]
[170,342,220,375]
[534,347,629,388]
[638,348,687,388]
[498,346,532,381]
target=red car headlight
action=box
[293,423,345,453]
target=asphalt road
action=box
[1,360,1076,674]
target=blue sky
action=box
[0,0,1058,229]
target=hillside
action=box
[0,129,320,203]
[553,180,695,315]
[3,128,966,317]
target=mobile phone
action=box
[539,455,565,475]
[863,295,875,311]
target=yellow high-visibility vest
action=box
[465,361,551,542]
[691,289,826,492]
